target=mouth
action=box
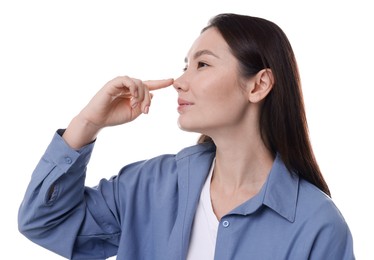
[178,98,194,106]
[177,98,194,113]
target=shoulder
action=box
[115,141,216,181]
[141,141,216,170]
[298,179,344,219]
[175,141,216,160]
[296,180,355,259]
[124,141,215,169]
[297,179,350,233]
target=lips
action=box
[178,98,193,106]
[177,98,194,113]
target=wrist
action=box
[62,115,101,149]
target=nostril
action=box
[173,76,190,92]
[173,79,183,91]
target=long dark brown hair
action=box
[198,13,331,196]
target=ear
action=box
[247,69,274,103]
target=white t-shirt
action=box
[187,159,219,260]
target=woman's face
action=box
[174,27,251,137]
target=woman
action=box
[18,13,355,259]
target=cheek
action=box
[201,77,246,108]
[197,74,239,98]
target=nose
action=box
[173,74,188,92]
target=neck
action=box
[205,106,274,219]
[209,135,274,220]
[211,128,274,193]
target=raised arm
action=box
[18,75,173,259]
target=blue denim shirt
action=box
[18,130,355,260]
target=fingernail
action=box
[143,105,149,114]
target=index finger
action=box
[144,78,174,91]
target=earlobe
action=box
[248,69,274,103]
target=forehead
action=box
[186,27,230,60]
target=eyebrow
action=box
[184,49,219,63]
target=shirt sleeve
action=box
[18,130,121,260]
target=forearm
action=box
[18,131,94,258]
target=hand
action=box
[80,76,173,129]
[63,76,173,149]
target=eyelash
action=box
[183,62,209,72]
[197,62,208,68]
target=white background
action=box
[1,0,372,259]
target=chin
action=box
[177,117,199,133]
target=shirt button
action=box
[222,220,230,228]
[65,157,72,164]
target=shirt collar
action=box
[177,143,299,223]
[229,154,299,223]
[262,154,299,222]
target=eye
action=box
[197,61,209,69]
[183,65,188,72]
